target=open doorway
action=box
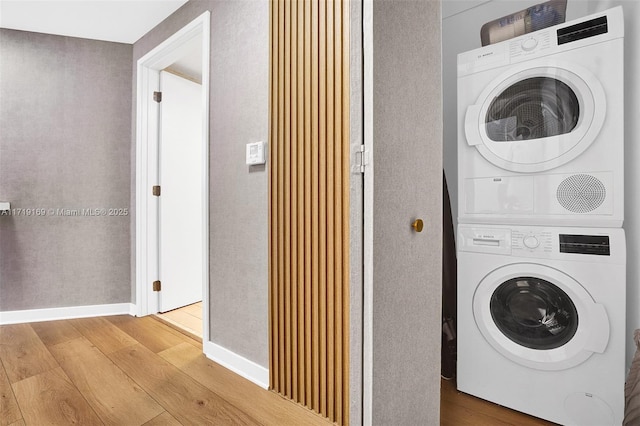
[155,67,204,338]
[135,12,210,342]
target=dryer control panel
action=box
[458,224,625,264]
[457,6,623,77]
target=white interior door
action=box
[159,70,203,313]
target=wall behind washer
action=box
[132,0,270,367]
[0,29,132,311]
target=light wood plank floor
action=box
[156,302,203,340]
[0,315,330,426]
[441,378,557,426]
[1,315,555,425]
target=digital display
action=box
[557,16,607,45]
[559,234,610,256]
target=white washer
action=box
[457,223,626,425]
[457,7,624,227]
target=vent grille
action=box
[556,174,606,213]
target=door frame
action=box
[135,12,211,342]
[362,0,373,423]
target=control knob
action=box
[523,235,540,249]
[521,37,538,51]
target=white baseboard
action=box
[0,303,135,325]
[203,341,269,389]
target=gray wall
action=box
[370,0,442,424]
[132,0,270,367]
[0,29,132,311]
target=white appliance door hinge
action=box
[355,144,369,173]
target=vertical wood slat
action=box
[290,0,299,402]
[333,0,343,421]
[272,0,281,393]
[310,0,320,413]
[296,0,306,406]
[270,0,349,424]
[284,0,292,400]
[268,0,275,392]
[277,0,286,395]
[318,0,327,416]
[341,1,350,425]
[304,0,313,410]
[326,0,335,420]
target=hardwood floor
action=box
[156,302,203,339]
[0,316,330,426]
[441,378,556,426]
[1,315,555,425]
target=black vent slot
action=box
[557,16,607,45]
[560,234,610,256]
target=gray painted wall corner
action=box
[0,29,133,311]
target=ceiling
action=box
[0,0,189,44]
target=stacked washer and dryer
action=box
[456,7,626,425]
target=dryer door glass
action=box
[490,276,579,350]
[485,77,579,142]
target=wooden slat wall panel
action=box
[269,0,350,424]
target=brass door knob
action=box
[412,219,424,232]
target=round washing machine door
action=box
[464,60,606,173]
[473,263,610,371]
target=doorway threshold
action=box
[153,302,203,343]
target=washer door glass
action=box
[485,77,580,142]
[490,276,579,350]
[474,263,610,370]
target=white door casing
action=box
[135,12,210,341]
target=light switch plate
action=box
[246,141,266,165]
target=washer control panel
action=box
[458,224,623,263]
[512,230,553,255]
[458,226,512,255]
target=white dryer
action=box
[457,223,626,425]
[457,7,624,227]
